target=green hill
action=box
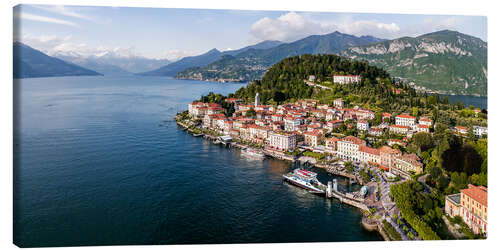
[342,30,487,96]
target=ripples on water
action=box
[14,76,381,247]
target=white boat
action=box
[283,169,325,194]
[241,148,265,158]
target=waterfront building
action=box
[379,146,401,170]
[357,120,369,131]
[304,130,323,148]
[333,98,344,108]
[358,146,381,165]
[268,131,296,152]
[188,101,207,118]
[392,153,423,178]
[473,126,488,137]
[390,124,409,134]
[336,136,366,162]
[333,74,361,84]
[395,114,416,127]
[325,137,340,154]
[248,124,269,140]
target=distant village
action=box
[181,74,488,237]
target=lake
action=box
[13,76,382,247]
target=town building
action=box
[392,153,423,178]
[446,184,488,235]
[460,184,488,234]
[416,124,430,133]
[333,75,361,84]
[473,126,487,138]
[357,120,369,131]
[304,130,324,148]
[358,146,381,165]
[336,136,366,162]
[325,137,340,154]
[333,98,344,108]
[284,116,302,132]
[418,116,433,127]
[395,114,416,127]
[268,131,296,152]
[379,146,401,170]
[390,124,409,134]
[455,126,468,135]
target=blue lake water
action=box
[13,76,382,247]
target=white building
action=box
[395,114,416,127]
[357,120,369,131]
[336,136,366,162]
[473,126,488,137]
[333,98,344,108]
[268,131,297,152]
[333,75,361,84]
[284,116,302,131]
[418,117,433,127]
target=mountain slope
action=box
[342,30,487,96]
[176,31,384,82]
[14,42,101,78]
[55,52,170,75]
[137,48,223,76]
[138,40,283,77]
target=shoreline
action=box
[175,116,388,241]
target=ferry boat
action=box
[241,148,265,158]
[283,169,325,194]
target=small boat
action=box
[241,148,265,158]
[283,169,325,194]
[193,133,203,137]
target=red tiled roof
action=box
[396,114,415,119]
[359,145,380,155]
[461,184,487,206]
[342,136,365,145]
[391,124,409,129]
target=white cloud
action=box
[14,11,79,27]
[249,12,407,42]
[32,5,110,24]
[336,19,401,39]
[250,12,336,42]
[161,49,200,61]
[15,33,145,59]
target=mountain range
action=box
[137,40,283,77]
[174,32,384,81]
[13,42,101,78]
[13,29,487,96]
[342,30,487,96]
[54,52,170,75]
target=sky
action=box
[13,4,487,61]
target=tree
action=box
[462,145,482,175]
[429,166,442,180]
[273,90,286,104]
[412,132,433,152]
[245,108,256,117]
[412,107,419,117]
